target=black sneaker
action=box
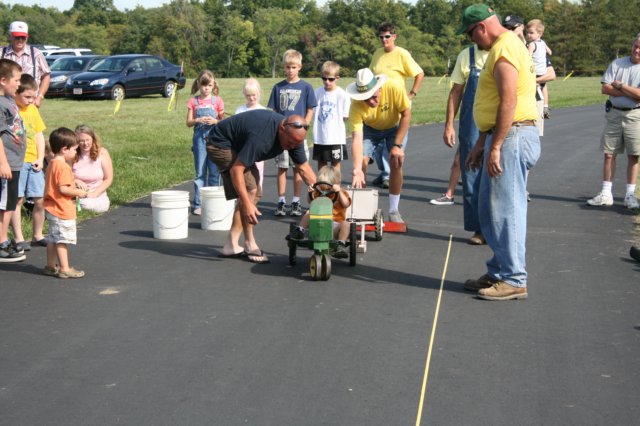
[274,201,287,216]
[286,226,306,241]
[0,240,26,263]
[15,241,31,252]
[330,244,348,259]
[290,201,303,217]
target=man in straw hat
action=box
[461,4,540,300]
[347,68,411,223]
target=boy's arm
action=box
[59,183,88,199]
[336,188,351,208]
[527,43,535,54]
[33,131,45,171]
[305,107,314,125]
[0,140,10,179]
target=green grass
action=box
[34,76,603,219]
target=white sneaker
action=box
[586,191,613,206]
[388,210,404,223]
[624,193,639,209]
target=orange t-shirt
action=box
[44,158,77,220]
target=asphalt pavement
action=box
[1,105,639,425]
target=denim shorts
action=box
[18,162,45,198]
[46,212,77,245]
[362,125,403,158]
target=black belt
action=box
[487,120,536,134]
[612,105,640,111]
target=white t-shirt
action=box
[312,86,350,145]
[235,103,266,114]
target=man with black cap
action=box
[460,4,540,300]
[347,68,411,223]
[1,21,50,107]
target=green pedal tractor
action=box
[287,181,357,281]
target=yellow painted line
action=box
[415,233,453,426]
[310,214,333,220]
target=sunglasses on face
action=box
[379,34,393,40]
[321,77,337,81]
[285,122,309,130]
[13,36,27,41]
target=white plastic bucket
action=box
[200,186,236,231]
[151,190,190,239]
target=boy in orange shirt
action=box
[43,127,89,278]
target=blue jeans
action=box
[192,129,220,209]
[478,126,540,287]
[372,129,408,181]
[364,125,407,180]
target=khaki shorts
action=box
[206,144,261,201]
[601,108,640,155]
[46,212,77,245]
[275,141,309,169]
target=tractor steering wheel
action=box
[312,181,337,197]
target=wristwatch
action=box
[393,144,403,149]
[409,90,417,96]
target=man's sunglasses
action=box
[321,77,337,81]
[285,122,309,130]
[12,36,27,41]
[379,34,393,40]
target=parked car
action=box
[42,48,94,56]
[64,54,186,100]
[45,55,106,97]
[45,55,59,67]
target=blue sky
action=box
[6,1,171,11]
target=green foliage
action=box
[0,0,636,78]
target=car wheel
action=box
[163,80,176,98]
[111,84,125,101]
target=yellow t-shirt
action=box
[370,46,424,88]
[349,80,410,132]
[18,104,46,163]
[450,45,489,85]
[473,32,538,132]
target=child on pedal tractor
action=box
[287,165,352,258]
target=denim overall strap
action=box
[458,46,482,232]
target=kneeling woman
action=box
[72,125,113,213]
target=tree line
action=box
[0,0,637,78]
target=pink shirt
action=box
[73,153,105,191]
[186,96,224,117]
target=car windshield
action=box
[50,57,90,72]
[88,57,131,72]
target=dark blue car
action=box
[46,55,106,97]
[64,54,186,100]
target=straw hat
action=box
[346,68,387,101]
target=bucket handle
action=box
[154,215,189,230]
[203,205,235,225]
